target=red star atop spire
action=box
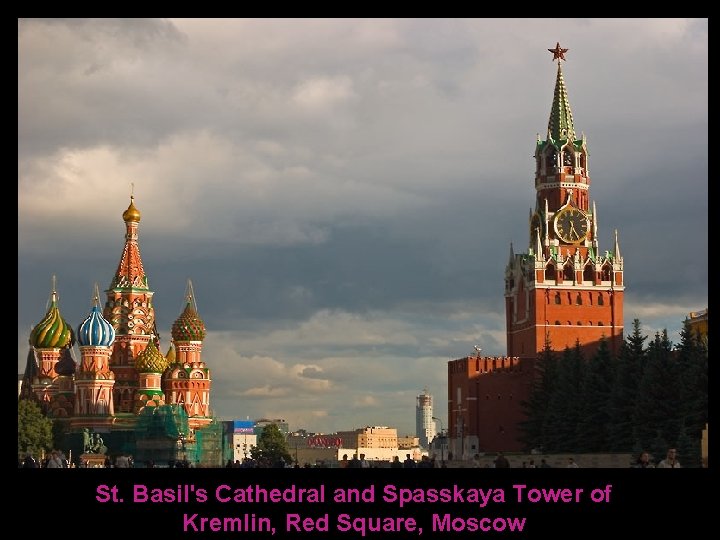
[548,42,569,62]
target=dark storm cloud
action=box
[18,19,707,434]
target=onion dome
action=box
[30,281,73,349]
[166,343,177,365]
[171,298,206,342]
[122,195,141,222]
[55,347,77,376]
[136,339,168,373]
[77,287,116,347]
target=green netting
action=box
[193,419,224,467]
[133,404,189,466]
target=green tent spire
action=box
[547,62,575,143]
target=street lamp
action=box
[432,417,446,466]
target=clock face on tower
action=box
[554,208,588,243]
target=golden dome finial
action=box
[122,186,141,222]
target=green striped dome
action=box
[135,339,168,373]
[30,293,73,349]
[171,302,206,342]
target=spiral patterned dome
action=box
[30,292,73,349]
[78,304,116,347]
[136,339,168,373]
[171,301,206,342]
[122,196,141,222]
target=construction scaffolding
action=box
[134,404,188,466]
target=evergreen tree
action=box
[18,398,53,457]
[633,330,680,458]
[576,337,615,452]
[607,319,647,452]
[675,321,708,467]
[519,336,557,451]
[543,342,585,452]
[250,424,293,466]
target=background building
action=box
[415,388,435,448]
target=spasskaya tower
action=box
[505,43,624,358]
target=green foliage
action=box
[576,337,615,452]
[674,322,708,467]
[251,424,292,466]
[542,342,585,452]
[519,318,708,458]
[607,319,647,451]
[18,398,53,456]
[519,337,557,451]
[633,330,681,456]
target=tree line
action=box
[519,319,708,466]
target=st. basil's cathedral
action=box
[19,196,215,461]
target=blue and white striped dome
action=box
[77,304,115,347]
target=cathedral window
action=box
[583,266,594,283]
[598,294,604,306]
[576,293,582,305]
[563,149,573,167]
[555,320,561,325]
[554,293,561,305]
[563,265,574,282]
[598,321,604,326]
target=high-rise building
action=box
[448,44,625,454]
[415,388,435,448]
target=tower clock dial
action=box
[554,208,588,243]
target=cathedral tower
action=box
[28,277,73,411]
[104,195,157,414]
[73,285,116,428]
[163,280,212,433]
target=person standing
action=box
[632,451,654,468]
[494,452,510,468]
[566,457,579,468]
[657,448,681,468]
[22,452,39,468]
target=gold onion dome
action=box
[122,195,141,222]
[171,301,207,342]
[30,289,73,349]
[135,339,168,373]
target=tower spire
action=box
[185,279,198,313]
[110,195,148,291]
[546,43,575,143]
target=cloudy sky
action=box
[18,18,707,436]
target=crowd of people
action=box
[21,447,684,469]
